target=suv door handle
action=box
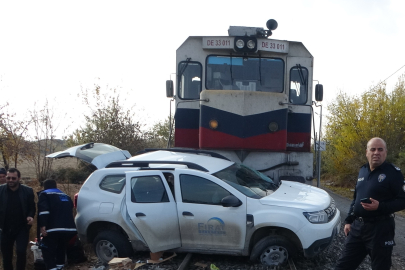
[136,213,146,217]
[182,211,194,216]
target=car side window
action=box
[99,174,126,194]
[131,175,169,203]
[180,174,231,205]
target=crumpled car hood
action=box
[260,181,331,211]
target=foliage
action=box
[323,75,405,186]
[66,85,147,155]
[144,116,175,149]
[51,162,95,184]
[0,105,31,169]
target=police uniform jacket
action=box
[38,188,76,233]
[0,184,36,230]
[345,162,405,224]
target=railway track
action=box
[177,253,298,270]
[287,258,297,270]
[267,258,297,270]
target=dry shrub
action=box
[322,172,357,188]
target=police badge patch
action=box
[378,174,386,182]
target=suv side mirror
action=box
[315,84,323,101]
[221,195,242,207]
[166,80,174,98]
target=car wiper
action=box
[230,54,234,85]
[296,64,306,86]
[259,55,263,87]
[178,57,192,82]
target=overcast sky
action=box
[1,0,404,139]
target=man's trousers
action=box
[335,217,395,270]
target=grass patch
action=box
[323,184,354,200]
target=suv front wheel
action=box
[93,230,133,263]
[250,235,296,266]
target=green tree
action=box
[323,75,405,186]
[66,85,146,155]
[145,116,175,148]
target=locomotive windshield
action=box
[206,56,284,92]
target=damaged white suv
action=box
[47,143,340,266]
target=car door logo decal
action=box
[198,217,226,235]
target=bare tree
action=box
[24,100,63,183]
[0,106,30,169]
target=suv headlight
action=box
[303,210,328,224]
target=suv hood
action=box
[260,181,331,211]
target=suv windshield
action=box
[213,163,278,199]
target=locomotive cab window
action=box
[289,66,308,104]
[178,61,202,99]
[206,56,284,92]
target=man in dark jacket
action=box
[335,137,405,270]
[0,168,36,270]
[0,168,6,184]
[38,179,77,270]
[0,168,7,245]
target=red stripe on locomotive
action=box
[200,127,287,151]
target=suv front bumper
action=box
[303,215,341,258]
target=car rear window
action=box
[99,174,126,193]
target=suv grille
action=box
[325,198,337,222]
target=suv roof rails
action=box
[138,168,175,171]
[136,148,230,161]
[105,160,209,172]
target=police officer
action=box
[38,179,77,270]
[335,137,405,270]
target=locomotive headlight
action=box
[233,36,257,53]
[209,120,218,129]
[247,40,256,49]
[235,39,245,49]
[268,122,279,132]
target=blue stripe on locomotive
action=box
[200,105,287,138]
[175,107,311,137]
[175,108,200,129]
[287,112,311,133]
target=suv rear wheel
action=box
[93,231,133,263]
[250,235,296,266]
